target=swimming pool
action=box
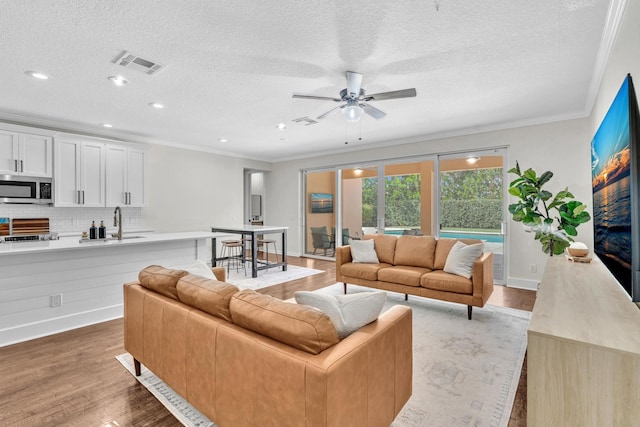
[384,229,503,243]
[439,231,503,243]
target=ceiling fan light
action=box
[342,104,363,122]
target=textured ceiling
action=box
[0,0,622,161]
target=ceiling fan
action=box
[292,71,417,122]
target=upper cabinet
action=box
[53,134,147,208]
[106,145,147,207]
[0,130,53,177]
[54,138,106,207]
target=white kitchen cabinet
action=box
[54,139,105,207]
[0,130,53,177]
[106,144,146,207]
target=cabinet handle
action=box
[20,160,23,173]
[128,192,132,205]
[77,190,81,204]
[82,191,85,205]
[14,159,18,172]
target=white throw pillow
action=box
[443,241,483,279]
[350,239,379,264]
[294,291,387,339]
[185,260,216,279]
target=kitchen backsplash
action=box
[0,205,143,234]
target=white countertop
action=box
[0,231,221,255]
[210,225,288,232]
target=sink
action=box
[110,233,145,240]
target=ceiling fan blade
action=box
[317,105,343,120]
[364,88,417,101]
[361,103,386,120]
[346,71,363,98]
[292,94,342,102]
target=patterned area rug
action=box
[117,284,529,427]
[224,264,323,290]
[116,354,214,427]
[320,284,530,427]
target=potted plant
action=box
[508,162,591,256]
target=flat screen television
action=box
[591,74,640,301]
[310,193,333,213]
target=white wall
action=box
[267,118,592,289]
[141,144,270,232]
[590,0,640,129]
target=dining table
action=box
[210,225,287,278]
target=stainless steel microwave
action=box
[0,175,53,204]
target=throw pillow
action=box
[294,291,387,339]
[185,259,216,279]
[443,241,483,279]
[350,239,379,264]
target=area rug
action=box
[316,284,530,427]
[116,354,214,427]
[224,264,323,290]
[117,284,529,427]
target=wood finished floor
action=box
[0,256,536,427]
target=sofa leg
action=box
[343,283,347,294]
[134,358,141,376]
[467,306,472,320]
[404,294,408,301]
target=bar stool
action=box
[258,238,278,264]
[220,240,246,275]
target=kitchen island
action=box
[0,231,219,347]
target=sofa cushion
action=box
[340,262,392,281]
[434,238,482,270]
[138,265,188,300]
[176,274,239,322]
[421,270,473,294]
[394,235,436,269]
[350,239,379,263]
[378,265,431,287]
[229,289,339,355]
[294,291,387,339]
[364,234,398,265]
[444,241,483,279]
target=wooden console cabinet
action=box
[528,256,640,426]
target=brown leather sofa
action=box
[124,265,413,427]
[336,234,494,319]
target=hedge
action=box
[440,200,502,229]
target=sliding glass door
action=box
[302,151,506,284]
[381,160,435,236]
[303,169,336,258]
[438,149,506,283]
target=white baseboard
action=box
[506,277,539,291]
[0,304,123,347]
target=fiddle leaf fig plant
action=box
[508,162,591,256]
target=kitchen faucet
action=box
[113,206,123,240]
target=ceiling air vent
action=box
[292,116,319,126]
[113,51,164,75]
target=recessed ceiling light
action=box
[276,123,286,130]
[108,76,128,86]
[466,156,480,164]
[101,123,113,128]
[25,71,50,80]
[149,102,164,109]
[219,138,228,143]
